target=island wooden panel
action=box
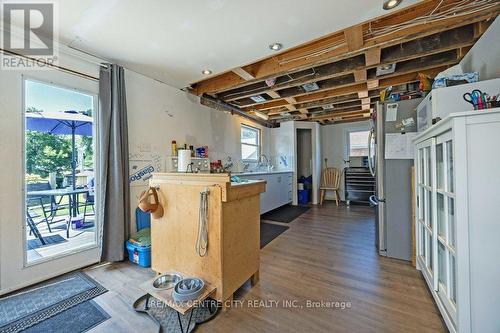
[149,173,264,305]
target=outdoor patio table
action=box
[27,188,89,238]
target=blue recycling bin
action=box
[298,189,310,204]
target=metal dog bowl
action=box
[152,273,183,290]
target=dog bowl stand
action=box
[139,274,216,333]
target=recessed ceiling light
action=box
[201,69,212,75]
[383,0,402,10]
[269,42,282,51]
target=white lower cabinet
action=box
[243,172,293,214]
[414,109,500,333]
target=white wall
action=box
[125,69,269,231]
[460,17,500,81]
[320,120,371,201]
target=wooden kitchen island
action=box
[149,173,265,308]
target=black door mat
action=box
[0,271,108,333]
[133,294,219,333]
[260,222,289,248]
[261,205,309,223]
[21,300,109,333]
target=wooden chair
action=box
[319,167,342,206]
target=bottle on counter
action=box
[171,140,177,156]
[189,145,194,157]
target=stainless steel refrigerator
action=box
[369,98,422,261]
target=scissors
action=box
[463,89,483,109]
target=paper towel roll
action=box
[177,149,192,172]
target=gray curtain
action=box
[98,64,130,262]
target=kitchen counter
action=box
[232,170,293,176]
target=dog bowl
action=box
[172,278,205,302]
[152,273,183,290]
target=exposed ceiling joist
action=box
[232,67,256,80]
[344,25,364,51]
[365,47,381,66]
[192,0,499,124]
[192,1,498,96]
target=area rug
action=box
[133,294,219,333]
[260,222,289,248]
[21,300,109,333]
[0,271,108,333]
[27,235,67,250]
[261,205,309,223]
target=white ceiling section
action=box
[10,0,420,88]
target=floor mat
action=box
[27,235,67,250]
[0,271,108,333]
[261,205,309,223]
[21,300,109,333]
[133,294,219,333]
[260,222,289,248]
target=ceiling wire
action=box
[277,0,496,66]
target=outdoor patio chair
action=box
[26,210,46,245]
[81,179,95,224]
[27,182,68,233]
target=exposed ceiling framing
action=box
[190,0,499,125]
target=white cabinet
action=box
[414,109,500,333]
[243,172,293,214]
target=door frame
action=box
[0,69,101,295]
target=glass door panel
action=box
[446,140,454,193]
[425,147,432,186]
[449,254,457,305]
[438,242,447,291]
[448,197,456,248]
[436,143,444,190]
[24,79,98,264]
[437,194,445,237]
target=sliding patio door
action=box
[0,68,101,295]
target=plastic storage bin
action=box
[126,241,151,267]
[298,189,310,204]
[125,208,151,267]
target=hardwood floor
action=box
[86,203,446,333]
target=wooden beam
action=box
[284,97,297,104]
[298,108,309,114]
[265,90,281,99]
[344,25,364,52]
[358,91,368,98]
[354,69,367,82]
[361,98,371,105]
[232,67,256,81]
[365,48,381,66]
[367,79,379,89]
[362,104,371,110]
[192,5,498,95]
[229,25,474,105]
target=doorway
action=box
[297,129,312,204]
[0,69,101,295]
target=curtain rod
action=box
[0,48,99,81]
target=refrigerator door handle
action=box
[368,129,376,177]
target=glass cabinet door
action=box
[416,138,435,281]
[435,132,457,316]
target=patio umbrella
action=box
[25,110,93,216]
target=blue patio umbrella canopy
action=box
[26,110,93,216]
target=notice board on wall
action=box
[385,133,417,160]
